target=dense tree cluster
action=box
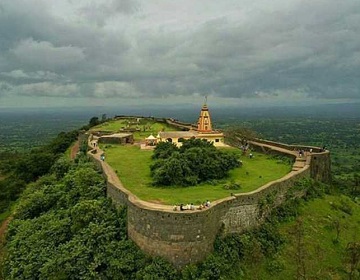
[0,129,78,219]
[150,139,241,186]
[0,115,104,219]
[3,157,179,279]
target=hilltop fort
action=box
[85,104,331,268]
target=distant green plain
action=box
[101,144,292,205]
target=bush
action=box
[223,182,241,190]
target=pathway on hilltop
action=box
[0,216,13,257]
[90,135,309,212]
[70,141,79,160]
[249,140,308,171]
[89,137,175,211]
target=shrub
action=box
[223,182,241,190]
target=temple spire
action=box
[197,100,212,133]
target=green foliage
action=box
[3,158,181,280]
[152,142,178,160]
[265,258,285,275]
[290,178,326,200]
[179,138,216,152]
[330,198,353,215]
[253,222,285,257]
[13,150,56,183]
[89,116,100,127]
[223,181,241,190]
[47,130,78,155]
[50,156,74,179]
[150,139,241,187]
[136,257,178,280]
[272,198,301,222]
[240,194,360,279]
[344,242,360,279]
[151,153,197,186]
[332,173,360,199]
[0,178,26,213]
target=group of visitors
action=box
[298,149,305,158]
[173,200,211,211]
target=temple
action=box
[156,101,225,147]
[197,103,212,132]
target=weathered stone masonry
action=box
[88,131,331,268]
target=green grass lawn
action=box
[92,118,177,141]
[91,119,128,131]
[242,195,360,279]
[101,144,292,205]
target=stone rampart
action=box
[88,137,330,268]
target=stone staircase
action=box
[292,157,307,171]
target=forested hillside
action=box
[1,114,359,279]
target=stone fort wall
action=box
[88,126,331,268]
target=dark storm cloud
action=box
[0,0,359,104]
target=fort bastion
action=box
[87,118,331,268]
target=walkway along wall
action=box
[89,138,331,268]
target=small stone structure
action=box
[98,133,134,145]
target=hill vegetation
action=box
[1,113,360,279]
[4,152,359,279]
[2,156,178,279]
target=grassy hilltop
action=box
[102,145,291,204]
[92,117,292,205]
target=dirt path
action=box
[0,215,12,258]
[70,141,79,160]
[0,216,12,242]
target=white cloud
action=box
[1,69,61,80]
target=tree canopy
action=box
[150,139,241,187]
[3,157,178,279]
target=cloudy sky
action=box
[0,0,359,108]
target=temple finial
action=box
[204,95,208,105]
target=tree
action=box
[4,159,156,280]
[101,114,107,122]
[14,151,56,182]
[179,138,215,152]
[89,116,100,127]
[151,153,196,186]
[150,139,241,187]
[136,257,178,280]
[152,141,178,160]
